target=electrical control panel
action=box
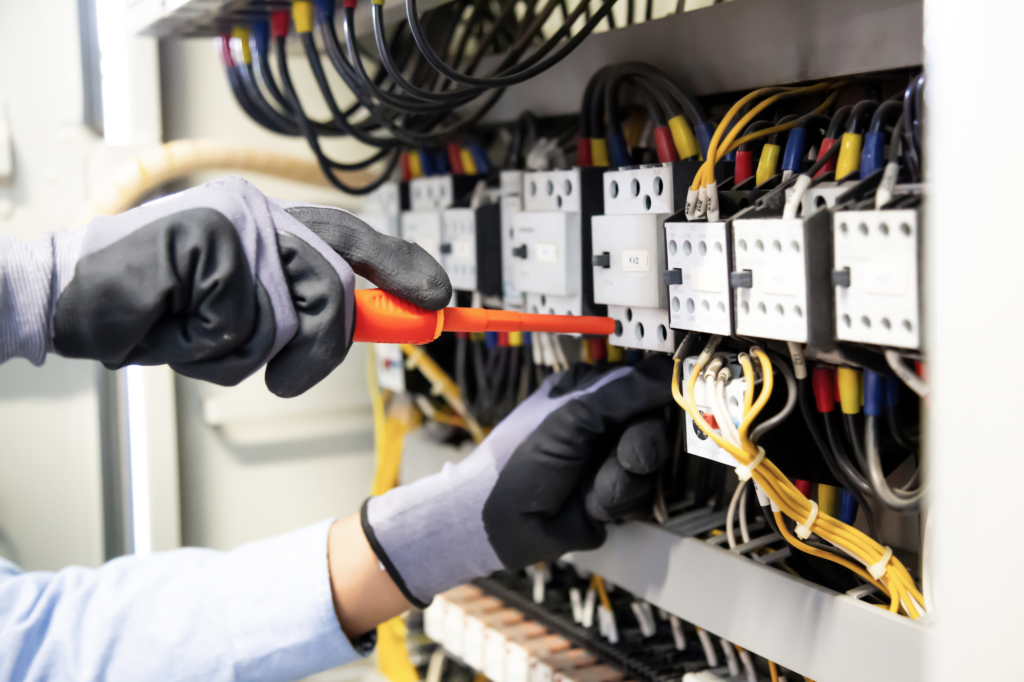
[730,210,833,347]
[511,168,604,318]
[832,208,920,349]
[441,208,478,293]
[664,220,733,336]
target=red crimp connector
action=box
[448,142,464,175]
[588,338,606,362]
[654,127,679,164]
[812,367,835,413]
[400,152,412,182]
[576,138,592,167]
[734,150,754,185]
[270,10,291,38]
[814,138,838,179]
[343,0,358,8]
[795,480,812,497]
[219,35,234,66]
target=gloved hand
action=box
[362,355,673,607]
[0,176,450,397]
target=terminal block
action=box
[681,356,745,466]
[511,168,604,317]
[409,174,479,211]
[592,165,685,352]
[731,209,834,347]
[832,208,920,349]
[664,220,733,336]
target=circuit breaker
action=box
[592,165,681,353]
[832,208,920,349]
[500,170,526,309]
[441,208,477,292]
[401,210,444,264]
[510,168,604,317]
[360,181,402,238]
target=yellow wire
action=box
[693,83,844,191]
[769,661,780,682]
[672,351,924,619]
[590,575,612,610]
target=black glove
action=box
[362,355,674,607]
[37,177,450,396]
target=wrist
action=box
[327,514,410,638]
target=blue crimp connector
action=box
[864,368,885,417]
[840,489,859,525]
[860,131,886,177]
[251,20,270,56]
[608,135,630,168]
[782,127,808,172]
[695,121,717,160]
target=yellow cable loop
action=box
[694,83,844,191]
[672,353,924,619]
[719,89,842,160]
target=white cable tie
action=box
[685,187,699,220]
[786,341,808,380]
[734,446,766,482]
[782,174,812,219]
[795,500,818,540]
[869,546,894,580]
[706,180,720,222]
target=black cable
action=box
[843,413,870,476]
[868,100,902,135]
[845,100,879,135]
[404,0,619,88]
[737,119,772,152]
[278,34,401,195]
[825,105,853,139]
[886,403,918,449]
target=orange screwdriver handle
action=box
[352,289,443,344]
[352,289,616,343]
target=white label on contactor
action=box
[536,243,558,263]
[621,250,650,272]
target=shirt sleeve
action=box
[0,519,369,682]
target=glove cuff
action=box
[362,453,504,605]
[360,500,429,609]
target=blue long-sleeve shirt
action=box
[0,519,366,681]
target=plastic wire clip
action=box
[795,500,818,540]
[868,545,893,580]
[734,446,766,482]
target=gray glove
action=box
[0,176,450,397]
[362,355,673,607]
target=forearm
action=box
[0,230,80,365]
[0,520,361,682]
[327,513,411,637]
